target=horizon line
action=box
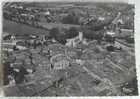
[3,0,134,4]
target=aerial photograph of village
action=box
[1,1,138,96]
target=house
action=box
[111,12,122,30]
[44,11,50,16]
[106,31,116,37]
[98,17,105,21]
[104,31,117,44]
[50,54,70,70]
[65,32,84,47]
[53,60,70,70]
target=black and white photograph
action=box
[0,0,138,96]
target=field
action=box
[3,19,49,35]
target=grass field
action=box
[3,19,80,36]
[39,22,80,30]
[3,19,49,35]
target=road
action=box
[82,66,102,81]
[115,40,134,56]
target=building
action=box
[66,32,87,47]
[50,54,70,70]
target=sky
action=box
[41,0,134,4]
[46,0,127,2]
[3,0,135,4]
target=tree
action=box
[125,36,134,43]
[49,27,67,44]
[106,45,115,52]
[61,13,79,25]
[55,34,67,45]
[105,35,116,43]
[49,27,60,39]
[94,31,104,44]
[82,28,104,44]
[83,30,94,40]
[66,27,79,39]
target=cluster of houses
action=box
[3,3,53,26]
[2,2,134,86]
[2,24,132,54]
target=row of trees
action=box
[49,27,79,44]
[61,12,79,25]
[49,27,105,44]
[82,28,104,43]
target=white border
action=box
[0,0,140,98]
